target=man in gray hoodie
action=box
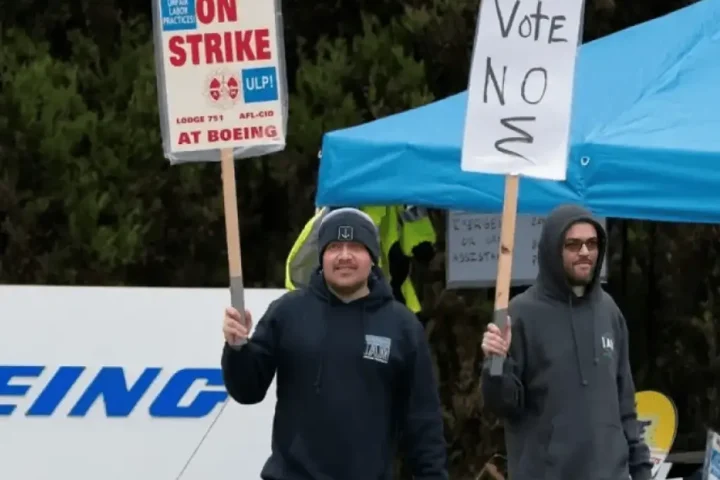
[481,204,652,480]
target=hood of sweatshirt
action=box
[536,203,608,303]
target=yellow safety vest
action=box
[394,206,436,313]
[399,206,436,257]
[284,206,436,314]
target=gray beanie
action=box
[317,208,380,264]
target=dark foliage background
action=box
[1,0,716,477]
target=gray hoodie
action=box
[481,204,652,480]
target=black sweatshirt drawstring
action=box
[314,303,331,393]
[568,296,589,386]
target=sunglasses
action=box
[564,238,599,253]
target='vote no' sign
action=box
[462,0,585,181]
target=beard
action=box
[568,274,592,286]
[566,262,595,286]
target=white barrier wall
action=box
[0,285,284,480]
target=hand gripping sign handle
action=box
[221,148,248,350]
[489,174,519,376]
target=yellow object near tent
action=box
[635,390,678,475]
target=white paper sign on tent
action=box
[461,0,585,180]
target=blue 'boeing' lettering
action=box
[0,365,228,418]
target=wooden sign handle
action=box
[220,148,246,349]
[489,174,519,376]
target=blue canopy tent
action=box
[317,0,720,224]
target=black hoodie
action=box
[481,204,652,480]
[222,267,448,480]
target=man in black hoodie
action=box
[481,204,652,480]
[221,207,448,480]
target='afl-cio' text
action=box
[239,111,274,119]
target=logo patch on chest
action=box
[363,335,391,364]
[601,332,615,358]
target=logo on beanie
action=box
[337,225,353,241]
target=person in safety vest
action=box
[222,207,448,480]
[285,206,436,313]
[390,206,436,311]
